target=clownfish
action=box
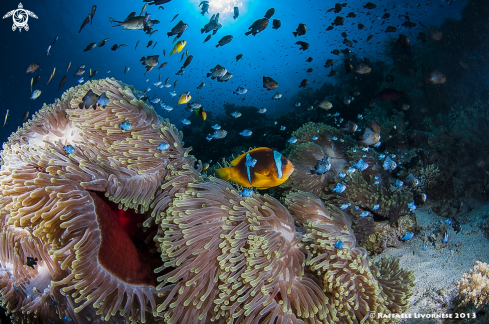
[215,147,294,189]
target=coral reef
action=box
[0,79,415,323]
[457,261,489,308]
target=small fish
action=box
[317,100,332,110]
[231,111,242,118]
[332,183,346,193]
[358,127,380,147]
[66,62,71,74]
[98,38,109,47]
[293,23,307,37]
[233,86,247,95]
[78,77,84,83]
[169,91,177,97]
[359,211,370,217]
[352,159,369,171]
[340,203,351,209]
[372,204,380,210]
[211,124,221,130]
[407,202,416,213]
[63,145,75,154]
[233,6,239,19]
[22,111,29,122]
[272,19,281,30]
[197,82,205,89]
[83,42,97,52]
[170,40,187,56]
[140,3,147,16]
[181,118,191,125]
[401,232,414,241]
[310,157,331,175]
[46,45,52,57]
[445,219,452,225]
[263,76,279,90]
[57,76,67,91]
[240,130,252,137]
[280,126,286,131]
[203,34,212,43]
[26,257,38,269]
[258,108,266,114]
[239,188,254,197]
[90,5,97,24]
[170,14,179,22]
[340,120,358,133]
[79,15,90,33]
[97,92,110,107]
[442,232,449,243]
[46,67,56,85]
[333,240,344,249]
[383,156,397,171]
[273,92,282,100]
[78,89,100,109]
[158,62,168,69]
[156,142,170,151]
[25,62,39,74]
[119,120,132,131]
[89,69,98,78]
[3,110,9,127]
[311,136,318,140]
[195,107,207,121]
[206,129,227,141]
[73,65,85,76]
[29,89,42,101]
[52,36,58,44]
[147,40,153,48]
[61,316,72,322]
[422,244,428,251]
[288,137,298,144]
[404,173,419,187]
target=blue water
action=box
[0,0,468,144]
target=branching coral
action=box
[285,191,415,323]
[418,164,441,189]
[457,261,489,308]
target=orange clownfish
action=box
[215,147,294,189]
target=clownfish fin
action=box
[215,167,235,181]
[230,153,246,166]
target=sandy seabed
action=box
[374,202,489,323]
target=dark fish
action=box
[324,59,335,67]
[89,69,97,78]
[216,35,233,47]
[124,66,128,74]
[233,6,239,19]
[32,74,40,86]
[366,35,374,41]
[397,34,410,48]
[333,16,345,26]
[180,52,185,62]
[163,49,166,56]
[272,19,281,30]
[167,20,189,40]
[79,15,90,33]
[334,3,343,13]
[52,36,58,44]
[364,2,377,9]
[358,23,364,30]
[340,120,358,133]
[22,111,30,123]
[306,57,313,62]
[326,26,334,31]
[236,54,243,61]
[306,68,313,73]
[170,14,179,22]
[203,34,212,43]
[182,55,193,69]
[293,23,306,37]
[295,41,309,51]
[98,38,109,47]
[327,69,336,77]
[158,62,167,69]
[347,12,357,18]
[57,76,67,91]
[90,5,97,24]
[174,80,177,88]
[78,89,100,109]
[152,41,158,49]
[83,42,97,52]
[344,59,353,73]
[382,13,390,18]
[26,257,38,269]
[402,20,416,28]
[73,65,85,76]
[147,40,153,48]
[25,62,39,74]
[375,88,405,102]
[263,76,278,90]
[111,44,118,51]
[245,18,269,36]
[385,26,397,32]
[140,3,147,16]
[331,49,340,55]
[264,8,275,19]
[135,40,139,50]
[299,79,308,88]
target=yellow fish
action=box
[170,40,187,56]
[178,93,191,105]
[215,147,294,189]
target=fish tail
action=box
[244,31,252,36]
[215,167,234,181]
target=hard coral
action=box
[457,261,489,308]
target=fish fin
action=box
[215,167,234,181]
[230,153,246,166]
[244,31,252,36]
[293,32,297,37]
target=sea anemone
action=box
[285,191,415,323]
[0,78,200,323]
[155,177,336,323]
[283,122,350,196]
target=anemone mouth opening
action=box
[89,191,163,287]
